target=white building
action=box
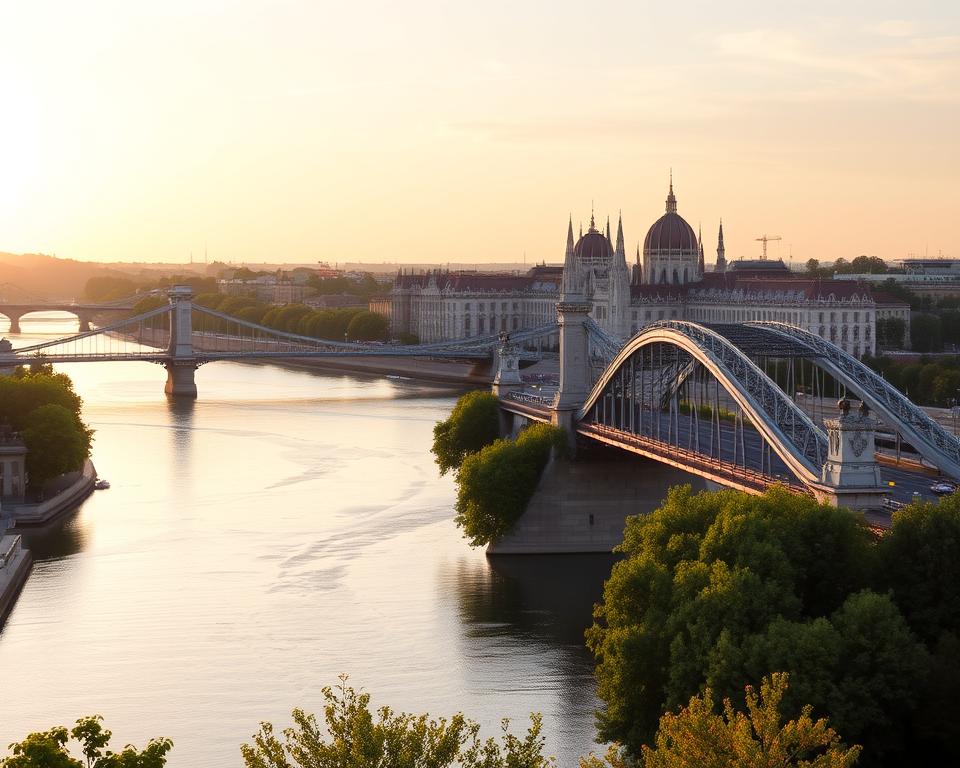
[385,178,910,357]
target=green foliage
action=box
[910,313,942,353]
[22,404,92,489]
[240,675,553,768]
[345,311,389,341]
[0,369,93,491]
[431,391,501,475]
[1,715,172,768]
[862,354,960,406]
[454,423,566,546]
[637,673,860,768]
[585,486,926,760]
[84,276,137,302]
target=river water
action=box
[0,315,616,765]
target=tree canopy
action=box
[241,676,553,768]
[454,423,566,546]
[586,486,945,764]
[1,715,172,768]
[431,391,501,475]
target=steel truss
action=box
[753,322,960,479]
[579,321,827,484]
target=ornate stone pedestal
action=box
[492,333,522,398]
[812,399,887,511]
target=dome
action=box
[643,212,698,254]
[574,226,613,264]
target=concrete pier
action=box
[164,362,198,398]
[487,445,708,554]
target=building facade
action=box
[383,179,909,357]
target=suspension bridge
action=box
[0,286,558,396]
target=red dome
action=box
[643,212,698,254]
[574,228,613,263]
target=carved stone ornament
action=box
[850,431,868,458]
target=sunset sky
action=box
[1,1,958,266]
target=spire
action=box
[665,170,677,214]
[580,221,583,238]
[615,212,625,259]
[716,218,727,273]
[562,215,583,300]
[631,243,643,286]
[605,215,612,245]
[697,224,705,276]
[589,203,596,232]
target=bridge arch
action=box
[751,322,960,479]
[578,321,827,485]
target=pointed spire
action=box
[632,243,643,286]
[615,212,625,259]
[605,215,612,245]
[589,203,596,232]
[716,218,727,273]
[563,215,582,300]
[665,171,678,214]
[580,221,583,239]
[697,224,705,276]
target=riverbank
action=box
[0,535,31,625]
[6,459,97,527]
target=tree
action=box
[84,276,137,302]
[638,673,860,768]
[1,716,172,768]
[431,391,501,475]
[806,258,820,274]
[240,676,553,768]
[911,314,942,353]
[586,487,885,758]
[454,424,565,546]
[22,403,92,489]
[345,311,388,341]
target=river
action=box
[0,314,616,765]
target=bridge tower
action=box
[164,285,198,398]
[492,332,522,398]
[813,399,886,511]
[553,218,592,431]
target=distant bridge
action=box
[0,300,135,333]
[0,286,558,396]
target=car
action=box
[930,482,956,496]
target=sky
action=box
[0,1,958,266]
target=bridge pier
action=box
[76,313,92,332]
[164,362,197,398]
[5,313,21,334]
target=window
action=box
[464,303,471,311]
[512,317,519,330]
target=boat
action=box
[94,479,110,490]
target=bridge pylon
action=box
[164,285,197,398]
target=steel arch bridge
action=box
[502,319,960,499]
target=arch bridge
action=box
[499,311,960,512]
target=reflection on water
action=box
[0,317,678,765]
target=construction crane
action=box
[755,234,782,260]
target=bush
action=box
[454,423,566,546]
[241,676,553,768]
[431,391,501,475]
[345,311,389,341]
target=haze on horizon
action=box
[1,1,958,267]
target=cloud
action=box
[714,25,960,104]
[868,19,919,38]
